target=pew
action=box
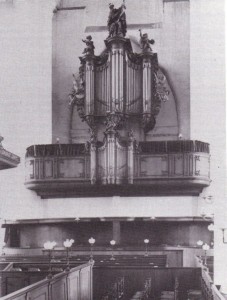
[101,277,125,300]
[160,277,179,299]
[144,278,152,299]
[130,277,153,300]
[94,267,201,300]
[0,254,167,267]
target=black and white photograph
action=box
[0,0,226,299]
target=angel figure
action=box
[139,29,155,53]
[82,35,95,56]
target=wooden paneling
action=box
[135,152,210,179]
[1,272,47,296]
[18,221,212,249]
[80,266,92,300]
[27,285,49,300]
[0,263,93,300]
[27,157,90,181]
[59,158,85,178]
[68,270,80,300]
[120,221,212,247]
[6,277,27,295]
[139,155,168,176]
[50,277,67,300]
[25,141,210,198]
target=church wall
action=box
[40,196,199,219]
[190,0,226,290]
[0,0,55,247]
[52,7,86,143]
[0,0,225,283]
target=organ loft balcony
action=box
[25,33,210,198]
[0,135,20,170]
[24,140,210,198]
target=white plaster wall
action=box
[0,0,55,245]
[42,196,198,219]
[190,0,227,292]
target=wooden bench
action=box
[130,278,153,300]
[101,276,125,300]
[160,277,179,300]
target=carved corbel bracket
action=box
[141,113,156,134]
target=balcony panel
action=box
[0,147,20,170]
[24,141,210,198]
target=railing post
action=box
[48,278,52,300]
[66,271,69,300]
[90,263,93,300]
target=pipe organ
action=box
[69,35,169,185]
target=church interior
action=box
[0,0,226,299]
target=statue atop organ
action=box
[107,1,127,38]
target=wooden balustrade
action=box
[0,262,93,300]
[24,140,210,198]
[195,256,225,300]
[0,147,20,170]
